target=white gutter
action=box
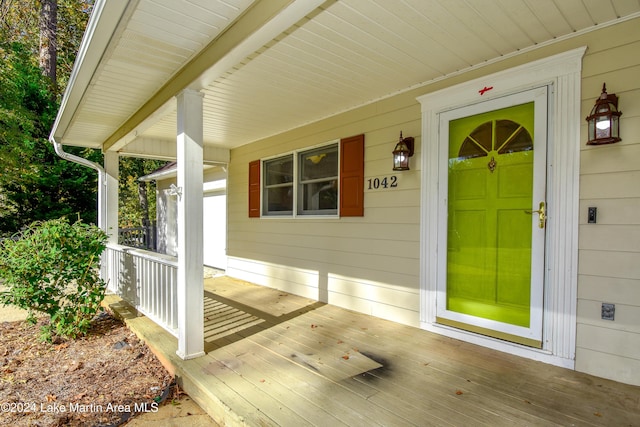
[50,137,107,231]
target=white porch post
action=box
[176,89,205,359]
[103,151,119,244]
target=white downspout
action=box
[50,137,107,231]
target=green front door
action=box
[436,88,547,347]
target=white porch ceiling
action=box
[54,0,640,157]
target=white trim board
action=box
[417,47,586,369]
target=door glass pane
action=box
[459,122,492,159]
[496,120,533,154]
[447,103,534,327]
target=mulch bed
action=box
[0,311,174,426]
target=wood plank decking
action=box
[105,276,640,426]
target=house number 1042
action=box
[367,176,398,190]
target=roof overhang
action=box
[50,0,640,160]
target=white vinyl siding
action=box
[576,25,640,384]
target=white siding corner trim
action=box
[417,47,586,369]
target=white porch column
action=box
[176,89,205,359]
[103,151,119,244]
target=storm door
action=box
[436,88,548,347]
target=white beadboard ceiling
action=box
[55,0,640,156]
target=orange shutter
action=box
[248,160,260,218]
[340,134,365,217]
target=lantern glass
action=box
[393,141,410,170]
[595,116,611,139]
[611,115,620,139]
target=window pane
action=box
[298,144,339,215]
[300,145,338,181]
[265,187,293,213]
[265,156,293,186]
[300,180,338,213]
[264,155,293,215]
[496,120,533,154]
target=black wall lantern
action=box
[392,131,414,171]
[586,83,622,145]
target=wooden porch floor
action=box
[106,276,640,426]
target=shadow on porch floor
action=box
[106,275,640,427]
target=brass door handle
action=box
[525,201,546,229]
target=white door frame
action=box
[417,47,586,369]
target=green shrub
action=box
[0,217,108,340]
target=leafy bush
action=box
[0,218,108,340]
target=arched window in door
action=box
[458,120,533,160]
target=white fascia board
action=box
[49,0,132,145]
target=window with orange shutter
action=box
[248,134,364,218]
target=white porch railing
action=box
[103,243,178,337]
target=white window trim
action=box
[417,47,586,369]
[261,140,340,219]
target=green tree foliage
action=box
[119,157,167,228]
[0,1,98,237]
[0,41,100,236]
[0,218,108,340]
[1,0,93,93]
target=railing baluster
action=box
[117,224,157,250]
[161,265,166,325]
[104,243,179,337]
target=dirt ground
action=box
[0,311,175,426]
